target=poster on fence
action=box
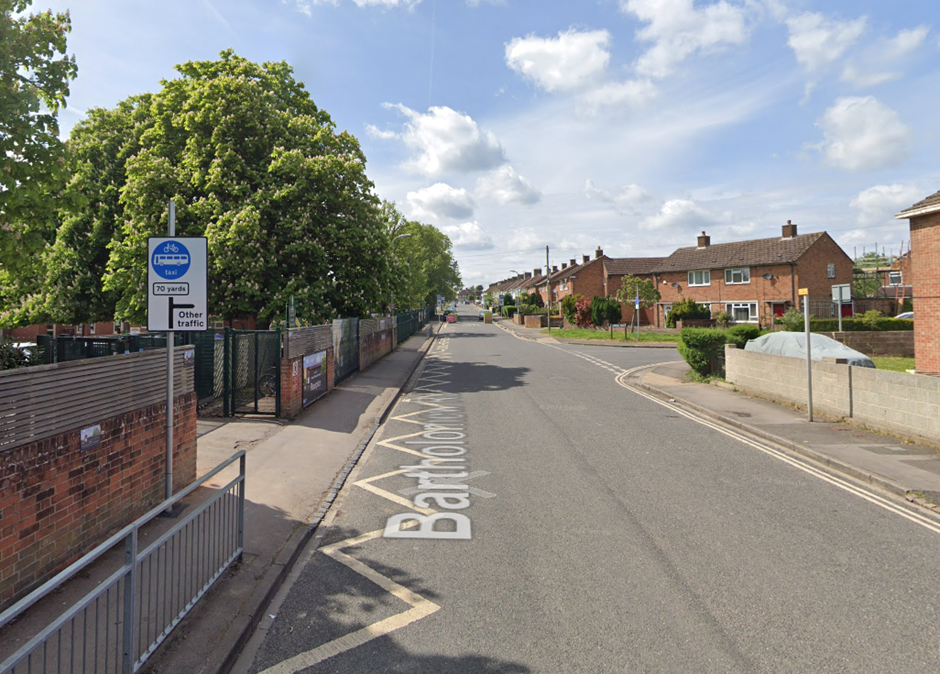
[302,350,328,407]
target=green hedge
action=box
[725,325,761,348]
[501,306,518,318]
[784,317,914,332]
[678,327,728,376]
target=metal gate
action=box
[225,328,281,416]
[331,317,359,383]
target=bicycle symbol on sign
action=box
[162,242,180,253]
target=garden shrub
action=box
[590,296,623,327]
[503,295,515,307]
[501,306,517,318]
[574,296,593,327]
[0,337,38,370]
[561,294,579,324]
[725,324,761,348]
[784,317,914,332]
[713,311,732,328]
[527,292,544,308]
[858,310,882,330]
[678,328,727,376]
[666,297,711,328]
[779,307,805,331]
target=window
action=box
[688,270,711,286]
[827,263,836,279]
[724,267,750,284]
[726,302,758,322]
[888,271,902,286]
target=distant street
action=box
[237,304,940,673]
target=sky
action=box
[41,0,940,289]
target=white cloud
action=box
[293,0,421,10]
[439,221,495,250]
[814,96,911,172]
[578,79,657,113]
[383,104,505,176]
[506,228,547,253]
[584,180,651,212]
[850,184,925,226]
[364,124,398,140]
[785,12,867,73]
[640,199,719,230]
[406,183,475,221]
[621,0,749,79]
[505,29,611,93]
[476,166,541,205]
[840,64,898,88]
[886,25,930,58]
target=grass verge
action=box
[872,356,915,372]
[539,328,681,343]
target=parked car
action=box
[478,310,486,321]
[894,312,914,319]
[744,332,875,368]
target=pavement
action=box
[6,312,940,672]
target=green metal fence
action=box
[34,334,185,364]
[395,307,433,344]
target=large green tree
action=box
[0,0,77,325]
[34,50,389,327]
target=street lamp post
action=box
[390,233,412,315]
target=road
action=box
[236,305,940,673]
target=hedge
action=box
[784,317,914,332]
[725,325,761,348]
[678,327,728,376]
[501,306,518,318]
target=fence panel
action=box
[332,318,359,383]
[0,452,245,674]
[228,330,280,416]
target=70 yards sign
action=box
[147,237,208,331]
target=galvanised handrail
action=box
[0,450,246,674]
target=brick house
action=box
[604,257,664,326]
[896,190,940,374]
[550,247,608,304]
[650,222,853,327]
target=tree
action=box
[561,294,579,324]
[0,0,78,272]
[615,275,661,311]
[590,296,622,327]
[525,291,543,308]
[573,296,592,327]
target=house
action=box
[550,248,609,306]
[896,190,940,374]
[650,221,854,327]
[604,257,664,325]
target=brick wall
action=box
[792,233,854,302]
[0,392,197,610]
[279,346,336,419]
[909,212,940,373]
[725,345,940,446]
[826,331,914,358]
[359,318,394,370]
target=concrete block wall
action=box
[0,392,197,610]
[726,345,940,446]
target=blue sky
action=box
[45,0,940,288]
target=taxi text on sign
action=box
[147,237,208,331]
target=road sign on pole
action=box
[147,237,208,332]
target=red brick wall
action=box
[792,234,854,302]
[279,346,336,419]
[0,392,197,610]
[909,212,940,373]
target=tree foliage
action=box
[615,274,661,309]
[665,297,711,328]
[573,296,593,327]
[0,0,78,272]
[590,296,622,327]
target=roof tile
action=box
[651,232,825,273]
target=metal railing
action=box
[0,451,246,674]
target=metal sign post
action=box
[831,283,851,333]
[800,289,813,422]
[147,202,208,508]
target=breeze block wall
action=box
[0,349,197,611]
[725,344,940,447]
[359,318,394,371]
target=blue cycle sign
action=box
[147,237,208,331]
[151,241,191,279]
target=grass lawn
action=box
[872,356,915,372]
[540,328,681,344]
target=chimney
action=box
[561,262,568,270]
[525,271,531,279]
[552,265,558,273]
[782,220,797,238]
[533,267,541,276]
[697,231,710,248]
[595,246,604,259]
[569,258,577,267]
[583,254,590,263]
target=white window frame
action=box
[687,270,711,286]
[726,302,759,323]
[888,270,902,286]
[724,267,750,284]
[827,263,836,279]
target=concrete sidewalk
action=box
[141,326,438,673]
[632,361,940,511]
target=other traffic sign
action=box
[147,237,208,331]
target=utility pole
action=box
[545,246,551,333]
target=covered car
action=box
[743,332,875,368]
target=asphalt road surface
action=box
[237,305,940,673]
